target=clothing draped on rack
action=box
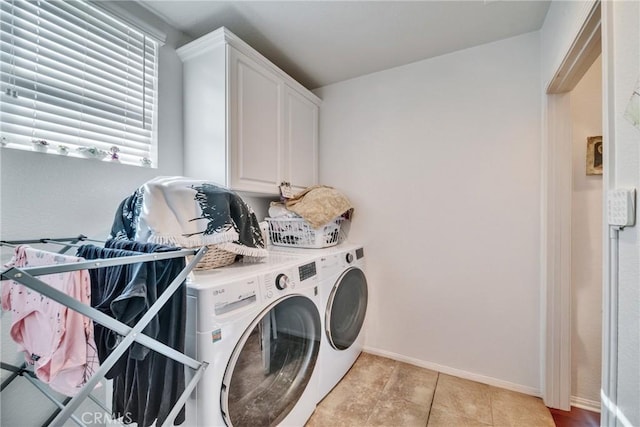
[109,176,268,259]
[75,245,155,378]
[76,240,187,427]
[1,245,98,396]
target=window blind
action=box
[0,0,158,167]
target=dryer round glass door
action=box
[221,295,320,426]
[326,267,368,350]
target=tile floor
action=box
[306,353,556,427]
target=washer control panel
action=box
[263,262,318,299]
[298,261,317,281]
[264,267,294,299]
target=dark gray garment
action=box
[76,245,158,378]
[105,240,187,427]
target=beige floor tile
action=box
[314,378,382,425]
[381,362,438,407]
[309,395,376,427]
[343,352,399,390]
[490,387,555,427]
[309,353,401,427]
[310,353,557,427]
[431,374,493,425]
[427,404,493,427]
[366,398,430,427]
[305,406,366,427]
[316,380,379,409]
[304,408,329,427]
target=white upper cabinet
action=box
[229,47,282,193]
[177,27,321,195]
[284,87,319,192]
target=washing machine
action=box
[268,243,368,401]
[185,253,321,427]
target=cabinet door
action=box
[182,43,228,184]
[284,87,318,193]
[229,47,282,194]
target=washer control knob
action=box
[275,273,289,290]
[345,253,354,264]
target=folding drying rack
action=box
[0,235,209,427]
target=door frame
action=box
[542,0,602,411]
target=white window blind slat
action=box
[7,0,149,62]
[0,57,150,118]
[0,20,158,72]
[0,124,152,158]
[0,14,150,84]
[0,73,149,126]
[0,55,149,115]
[1,103,152,144]
[0,37,150,93]
[50,0,150,52]
[0,0,158,167]
[0,120,151,154]
[0,25,153,82]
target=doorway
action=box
[569,55,603,412]
[543,0,602,413]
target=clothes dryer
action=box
[185,254,321,427]
[268,243,368,401]
[315,244,368,400]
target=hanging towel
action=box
[1,246,98,396]
[285,185,354,228]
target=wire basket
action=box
[266,217,344,248]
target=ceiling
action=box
[139,1,551,90]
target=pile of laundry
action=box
[269,185,353,228]
[110,176,268,268]
[267,185,353,248]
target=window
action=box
[0,0,158,167]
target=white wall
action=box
[315,32,542,392]
[570,55,602,407]
[606,1,640,425]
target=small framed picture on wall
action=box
[586,136,603,175]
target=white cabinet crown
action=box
[177,27,320,196]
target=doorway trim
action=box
[599,2,617,424]
[543,0,601,411]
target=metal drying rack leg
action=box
[161,361,209,427]
[0,362,31,392]
[23,376,85,427]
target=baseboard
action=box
[362,346,541,397]
[571,396,601,413]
